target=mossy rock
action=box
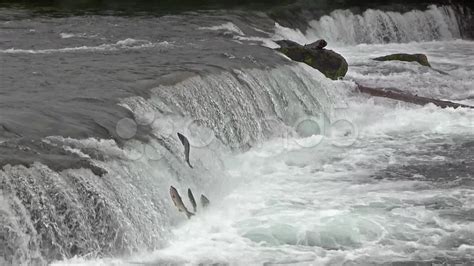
[373,53,431,67]
[275,40,348,80]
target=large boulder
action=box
[373,53,431,67]
[275,40,348,80]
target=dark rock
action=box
[275,39,300,49]
[275,40,348,80]
[304,39,327,50]
[373,53,431,67]
[355,83,474,109]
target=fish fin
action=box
[200,194,210,208]
[188,189,197,213]
[185,211,195,219]
[186,160,193,168]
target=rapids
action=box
[0,3,473,266]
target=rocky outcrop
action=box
[304,39,327,50]
[275,40,348,80]
[373,53,431,67]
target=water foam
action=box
[335,40,474,101]
[60,33,79,39]
[274,5,462,45]
[64,120,473,264]
[0,39,171,54]
[51,52,474,264]
[3,7,473,265]
[199,22,245,35]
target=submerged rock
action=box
[355,83,474,109]
[373,53,431,67]
[275,40,348,80]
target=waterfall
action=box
[286,5,463,44]
[0,64,339,265]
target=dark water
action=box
[0,9,287,174]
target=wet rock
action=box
[355,83,474,109]
[304,39,327,50]
[275,40,348,80]
[275,39,300,49]
[373,53,431,67]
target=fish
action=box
[177,132,193,168]
[200,194,210,208]
[169,186,194,219]
[188,188,197,213]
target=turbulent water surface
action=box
[0,3,473,266]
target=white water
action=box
[274,5,461,45]
[131,104,473,264]
[52,37,474,265]
[0,39,171,54]
[52,111,474,264]
[199,22,245,36]
[3,4,468,265]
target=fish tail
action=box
[188,189,197,213]
[187,160,193,168]
[185,211,195,219]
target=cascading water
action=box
[0,62,337,264]
[1,3,473,266]
[274,5,462,45]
